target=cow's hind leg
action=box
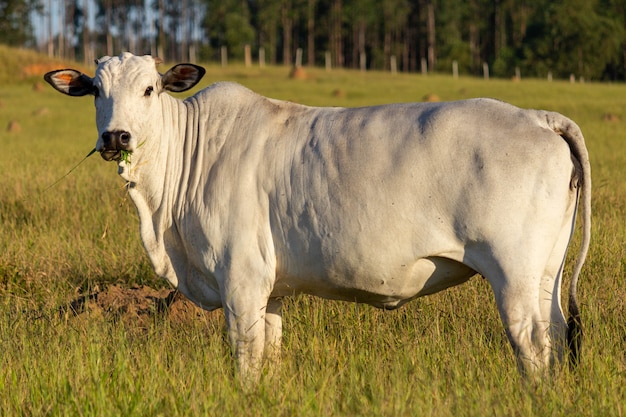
[513,198,579,371]
[492,277,552,374]
[484,256,570,376]
[264,297,283,363]
[477,186,575,375]
[539,210,579,367]
[483,255,566,375]
[539,270,568,367]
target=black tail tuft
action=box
[567,308,583,369]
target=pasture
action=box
[0,47,625,415]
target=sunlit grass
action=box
[1,51,625,415]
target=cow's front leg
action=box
[222,277,273,383]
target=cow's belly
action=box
[271,256,476,309]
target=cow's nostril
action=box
[120,131,131,146]
[102,130,131,148]
[102,131,112,145]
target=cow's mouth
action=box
[100,149,122,161]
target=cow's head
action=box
[44,52,205,162]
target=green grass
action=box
[1,49,626,415]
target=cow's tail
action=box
[544,111,591,368]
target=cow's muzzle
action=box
[100,130,131,161]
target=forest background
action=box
[2,0,626,81]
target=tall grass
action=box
[1,53,625,415]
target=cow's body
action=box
[45,53,591,381]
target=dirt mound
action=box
[6,120,21,133]
[60,284,221,327]
[289,66,308,80]
[422,93,440,102]
[602,113,620,123]
[0,44,92,84]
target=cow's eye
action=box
[144,86,154,97]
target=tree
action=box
[257,0,281,64]
[0,0,40,46]
[597,0,626,80]
[15,0,626,81]
[435,0,470,74]
[521,0,624,79]
[203,0,255,61]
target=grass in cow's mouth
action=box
[120,149,132,164]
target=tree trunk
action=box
[47,0,53,56]
[307,0,315,65]
[105,0,113,56]
[330,0,343,68]
[82,0,89,64]
[383,31,390,70]
[158,0,165,59]
[622,45,626,80]
[469,0,479,72]
[494,0,501,59]
[352,23,364,69]
[282,1,293,66]
[427,1,436,71]
[359,21,365,65]
[181,0,193,61]
[402,27,409,72]
[58,0,65,59]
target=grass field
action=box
[0,46,625,416]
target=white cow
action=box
[45,52,591,381]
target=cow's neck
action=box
[119,94,187,206]
[119,93,190,283]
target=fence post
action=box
[452,60,458,79]
[244,45,251,67]
[295,48,303,67]
[221,46,228,67]
[325,51,331,72]
[259,47,265,68]
[421,58,428,75]
[360,52,366,72]
[390,55,397,75]
[482,62,489,80]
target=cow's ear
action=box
[161,64,206,92]
[44,69,95,97]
